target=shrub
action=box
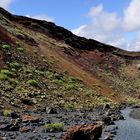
[11,68,17,72]
[9,62,21,70]
[0,69,12,81]
[9,79,18,85]
[46,71,54,79]
[64,103,74,110]
[1,69,13,77]
[1,44,10,50]
[65,83,75,90]
[27,79,38,87]
[52,79,63,85]
[34,70,44,76]
[68,76,79,82]
[0,73,9,81]
[17,47,24,52]
[85,89,94,97]
[16,41,21,46]
[3,109,12,117]
[45,122,64,132]
[54,73,64,80]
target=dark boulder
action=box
[46,107,57,114]
[102,116,114,125]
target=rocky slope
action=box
[0,7,140,139]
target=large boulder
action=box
[63,124,102,140]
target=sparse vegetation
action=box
[1,44,10,50]
[1,69,13,77]
[65,83,75,90]
[2,8,140,140]
[9,62,21,70]
[17,47,24,52]
[0,69,13,81]
[45,122,64,132]
[34,70,44,76]
[1,8,140,120]
[0,73,9,81]
[9,78,18,85]
[52,79,63,85]
[3,109,12,117]
[27,79,38,87]
[64,103,74,110]
[84,89,94,97]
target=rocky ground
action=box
[0,105,124,140]
[1,7,140,140]
[129,106,140,120]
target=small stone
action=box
[22,115,39,123]
[10,112,20,119]
[0,120,20,131]
[21,98,34,105]
[105,133,114,140]
[118,115,124,120]
[10,101,20,108]
[19,127,31,133]
[102,116,114,125]
[46,107,57,114]
[103,104,110,110]
[0,124,10,131]
[1,137,7,140]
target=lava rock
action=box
[63,124,102,140]
[103,104,111,110]
[19,127,31,133]
[10,112,20,119]
[21,115,39,123]
[21,98,34,105]
[46,107,57,114]
[0,119,21,131]
[102,116,114,125]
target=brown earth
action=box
[0,7,140,109]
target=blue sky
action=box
[1,0,140,51]
[9,0,130,29]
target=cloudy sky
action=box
[0,0,140,51]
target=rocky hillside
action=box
[1,7,140,140]
[0,7,140,112]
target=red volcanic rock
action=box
[63,124,102,140]
[19,126,31,133]
[21,115,39,123]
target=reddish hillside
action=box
[0,7,140,111]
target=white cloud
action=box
[72,0,140,51]
[109,38,128,49]
[123,0,140,31]
[0,0,14,9]
[31,14,54,22]
[88,4,103,17]
[129,31,140,51]
[72,4,124,48]
[72,25,87,36]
